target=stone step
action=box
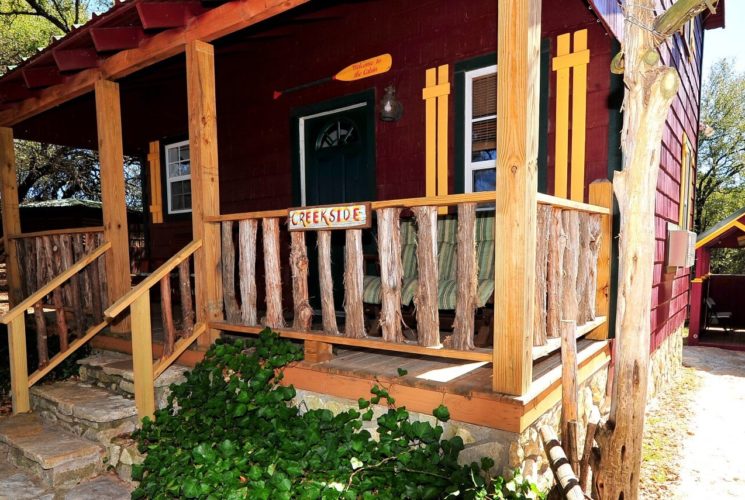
[0,414,104,488]
[31,381,139,446]
[77,350,188,409]
[30,380,145,483]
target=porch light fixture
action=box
[380,85,403,122]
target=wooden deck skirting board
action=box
[91,333,609,433]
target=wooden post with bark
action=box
[534,204,550,345]
[344,229,366,339]
[221,221,241,323]
[592,1,716,498]
[262,217,284,329]
[317,230,338,335]
[452,203,477,350]
[377,208,404,343]
[412,206,440,347]
[238,219,258,326]
[290,231,313,331]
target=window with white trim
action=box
[165,140,192,214]
[464,65,497,193]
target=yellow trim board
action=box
[696,219,745,248]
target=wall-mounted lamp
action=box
[380,85,403,122]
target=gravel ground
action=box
[640,345,745,499]
[675,346,745,498]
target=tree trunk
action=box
[593,1,680,498]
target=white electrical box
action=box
[667,228,696,268]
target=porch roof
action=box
[697,205,745,249]
[0,0,310,127]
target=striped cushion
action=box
[362,213,496,308]
[363,277,494,309]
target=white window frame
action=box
[464,64,497,193]
[164,140,192,214]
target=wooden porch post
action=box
[0,127,23,306]
[186,40,223,346]
[95,80,132,332]
[492,0,542,395]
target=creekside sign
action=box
[288,203,371,231]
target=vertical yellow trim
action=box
[679,133,693,229]
[436,64,449,214]
[425,68,437,198]
[570,29,588,202]
[553,33,571,199]
[148,140,163,224]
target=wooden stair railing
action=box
[1,241,112,414]
[104,239,204,419]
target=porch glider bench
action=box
[362,214,495,310]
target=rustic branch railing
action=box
[10,228,108,361]
[208,184,612,364]
[533,181,612,357]
[104,239,204,418]
[0,240,112,414]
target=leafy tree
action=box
[695,59,745,231]
[695,59,745,274]
[1,0,142,209]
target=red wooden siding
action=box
[651,0,705,351]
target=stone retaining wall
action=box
[648,327,684,400]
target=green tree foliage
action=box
[133,331,545,499]
[1,0,142,209]
[695,59,745,274]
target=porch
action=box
[689,206,745,350]
[0,0,615,436]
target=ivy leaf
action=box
[350,457,364,470]
[397,368,408,376]
[433,404,451,422]
[182,478,200,498]
[218,439,237,458]
[233,403,248,418]
[248,465,263,481]
[361,409,374,421]
[358,398,370,409]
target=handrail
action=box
[0,241,112,325]
[105,239,202,319]
[205,191,609,223]
[27,319,110,386]
[6,226,104,240]
[536,193,610,215]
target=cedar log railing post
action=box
[587,179,613,340]
[187,40,223,346]
[492,0,542,395]
[0,127,24,306]
[94,80,132,332]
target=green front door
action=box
[298,95,376,312]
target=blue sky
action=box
[702,1,745,81]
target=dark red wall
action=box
[650,0,705,351]
[142,0,615,262]
[707,275,745,327]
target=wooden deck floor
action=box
[696,328,745,351]
[281,338,610,433]
[91,298,612,433]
